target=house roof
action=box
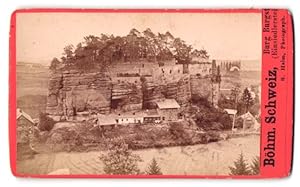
[156,99,180,109]
[238,111,256,120]
[224,109,237,115]
[97,115,116,126]
[17,108,34,124]
[111,110,160,120]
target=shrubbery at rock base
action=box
[190,94,232,131]
[39,120,223,153]
[38,113,56,131]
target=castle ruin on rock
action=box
[45,29,223,121]
[46,59,222,121]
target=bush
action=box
[191,95,232,130]
[195,110,231,131]
[229,153,251,175]
[169,122,185,139]
[146,158,163,175]
[38,113,56,131]
[229,153,260,176]
[250,156,260,175]
[191,94,211,108]
[169,122,192,144]
[99,139,142,175]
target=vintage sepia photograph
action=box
[15,11,262,176]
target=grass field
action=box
[17,134,260,176]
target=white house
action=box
[115,113,144,125]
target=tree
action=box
[38,112,56,131]
[49,57,60,71]
[191,49,209,59]
[63,44,74,59]
[250,156,260,175]
[146,158,163,175]
[229,153,252,175]
[230,84,241,108]
[173,38,192,73]
[54,28,209,71]
[240,88,254,113]
[99,139,142,175]
[62,44,75,67]
[173,38,192,64]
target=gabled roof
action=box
[237,111,256,120]
[156,99,180,109]
[17,108,34,124]
[224,109,237,115]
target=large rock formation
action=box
[142,75,191,109]
[162,75,191,106]
[46,70,112,120]
[142,81,165,109]
[46,67,216,121]
[111,81,143,111]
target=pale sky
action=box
[16,12,262,64]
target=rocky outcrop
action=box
[46,73,64,117]
[46,70,112,120]
[163,75,191,106]
[142,81,165,109]
[111,82,143,111]
[46,69,215,121]
[142,76,191,108]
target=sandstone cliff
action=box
[111,81,143,111]
[46,70,215,121]
[46,70,112,120]
[142,75,191,109]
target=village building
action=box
[97,115,116,127]
[224,108,238,131]
[17,108,35,144]
[114,110,163,125]
[155,99,181,121]
[96,114,118,131]
[142,110,161,124]
[237,111,260,132]
[115,112,144,125]
[96,105,179,127]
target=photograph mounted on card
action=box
[9,9,294,178]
